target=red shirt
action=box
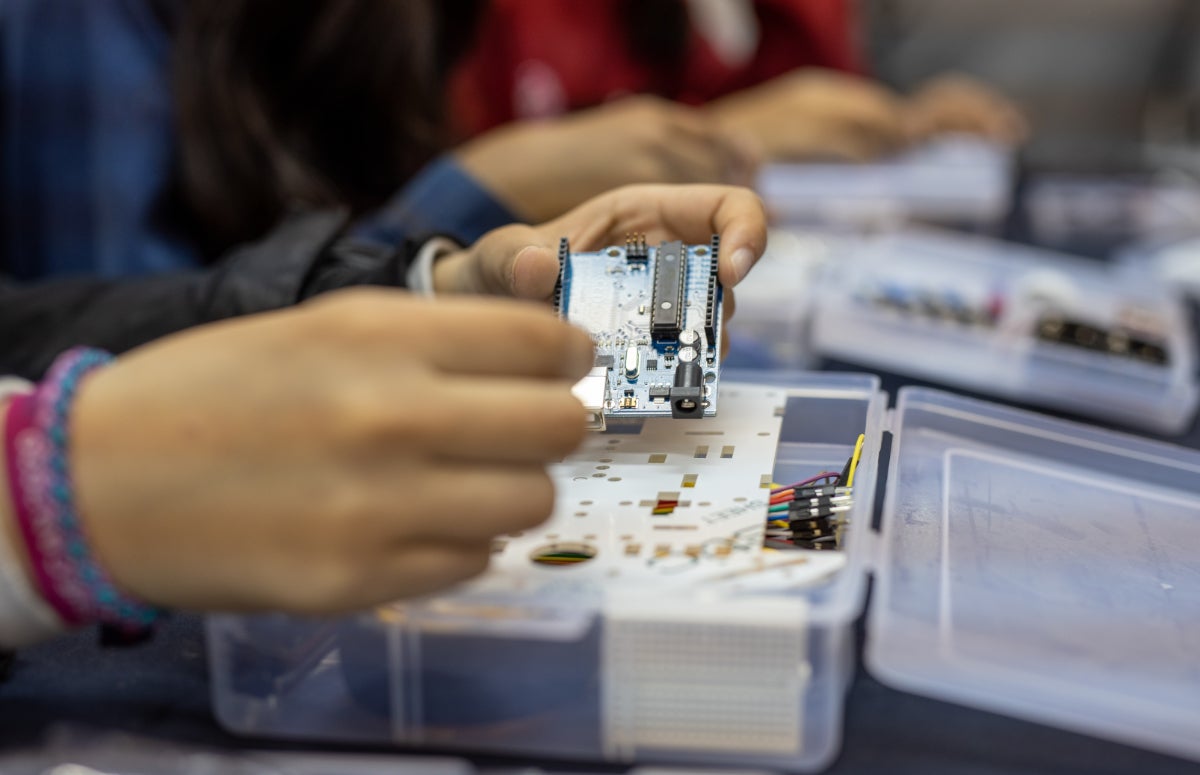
[449,0,862,137]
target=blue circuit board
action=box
[555,234,723,424]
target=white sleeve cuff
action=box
[405,237,461,296]
[0,379,33,402]
[0,378,67,648]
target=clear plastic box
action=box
[869,387,1200,762]
[756,136,1013,229]
[808,229,1199,434]
[208,372,1200,768]
[1023,175,1200,256]
[207,373,887,772]
[723,229,849,371]
[1117,233,1200,301]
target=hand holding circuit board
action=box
[558,235,724,429]
[425,185,766,430]
[427,184,767,300]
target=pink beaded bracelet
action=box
[2,348,161,632]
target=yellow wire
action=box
[846,433,866,488]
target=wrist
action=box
[3,350,161,634]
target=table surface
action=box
[3,180,1200,774]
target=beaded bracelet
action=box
[3,348,161,633]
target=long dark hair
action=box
[173,0,479,257]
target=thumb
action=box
[474,225,560,301]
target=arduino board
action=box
[558,234,723,430]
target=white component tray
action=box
[757,136,1013,228]
[208,372,1200,769]
[809,229,1199,434]
[724,228,846,371]
[1118,233,1200,301]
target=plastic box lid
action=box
[868,386,1200,762]
[1117,233,1200,300]
[722,229,843,371]
[808,228,1200,433]
[757,136,1013,225]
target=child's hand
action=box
[69,290,594,614]
[432,183,769,299]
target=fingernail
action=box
[730,247,755,284]
[512,245,556,299]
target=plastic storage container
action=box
[723,229,849,371]
[757,136,1013,229]
[1117,233,1200,301]
[208,372,1200,769]
[1022,175,1200,257]
[808,229,1199,434]
[207,373,886,772]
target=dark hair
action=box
[174,0,474,256]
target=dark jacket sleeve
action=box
[0,209,418,380]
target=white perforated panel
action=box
[602,595,809,756]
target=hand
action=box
[65,290,594,614]
[432,184,769,301]
[708,68,911,163]
[456,96,760,222]
[904,74,1028,145]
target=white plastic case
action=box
[1117,233,1200,301]
[207,372,1200,769]
[757,136,1013,228]
[808,229,1199,434]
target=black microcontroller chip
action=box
[651,240,685,340]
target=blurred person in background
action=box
[0,0,763,380]
[864,0,1200,172]
[0,0,771,644]
[450,0,1029,221]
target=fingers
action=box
[382,463,560,543]
[554,184,768,288]
[410,300,593,379]
[376,542,494,602]
[655,131,734,184]
[315,291,594,380]
[906,75,1029,144]
[293,541,494,613]
[369,542,494,604]
[433,225,561,300]
[662,108,757,184]
[414,376,589,463]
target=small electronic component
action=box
[559,234,723,425]
[651,240,686,340]
[1036,316,1169,366]
[623,346,640,380]
[764,434,863,551]
[572,367,609,431]
[864,282,1001,328]
[670,361,704,418]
